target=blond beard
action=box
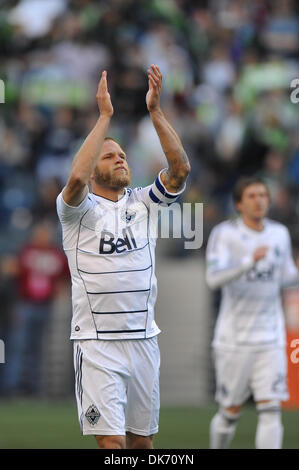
[93,166,131,189]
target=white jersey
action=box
[57,169,185,340]
[206,218,298,350]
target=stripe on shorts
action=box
[75,345,83,408]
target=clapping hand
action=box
[146,64,162,113]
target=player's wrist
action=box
[98,113,113,121]
[148,106,162,116]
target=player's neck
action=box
[241,215,265,232]
[91,183,125,202]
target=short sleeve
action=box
[205,223,255,289]
[56,190,93,250]
[56,189,92,223]
[206,224,231,271]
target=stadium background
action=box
[0,0,298,448]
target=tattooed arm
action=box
[62,71,113,206]
[146,65,190,192]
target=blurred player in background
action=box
[0,220,68,396]
[56,65,190,449]
[206,177,299,449]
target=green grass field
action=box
[0,400,298,449]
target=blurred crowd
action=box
[0,0,299,396]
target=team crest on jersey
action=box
[121,208,136,224]
[85,405,100,425]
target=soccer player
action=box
[206,177,298,449]
[56,64,190,449]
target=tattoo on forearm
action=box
[163,147,190,191]
[180,149,189,165]
[167,150,190,173]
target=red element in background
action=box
[283,289,299,409]
[18,244,69,302]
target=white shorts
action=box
[213,347,289,408]
[73,336,160,436]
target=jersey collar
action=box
[91,189,128,206]
[238,217,269,235]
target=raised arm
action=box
[146,64,190,193]
[62,71,114,206]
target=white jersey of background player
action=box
[206,177,299,449]
[56,66,190,450]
